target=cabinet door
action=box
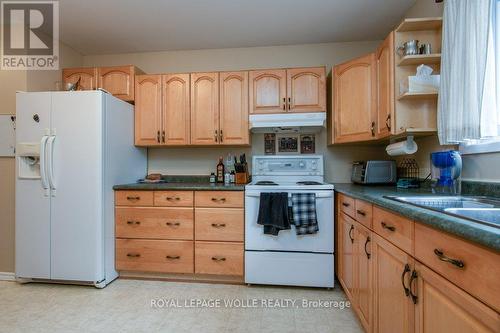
[134,75,162,146]
[376,32,394,139]
[62,67,97,90]
[373,234,414,333]
[287,67,326,112]
[333,53,377,143]
[219,71,249,145]
[414,262,499,333]
[355,222,373,333]
[98,65,139,102]
[162,74,190,145]
[249,69,286,114]
[338,212,355,300]
[190,72,219,145]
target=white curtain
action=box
[438,0,499,144]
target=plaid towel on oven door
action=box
[290,193,319,235]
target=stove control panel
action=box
[252,155,324,176]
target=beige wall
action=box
[84,41,386,182]
[0,42,83,273]
[0,69,26,273]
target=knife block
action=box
[235,171,249,185]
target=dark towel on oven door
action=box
[257,192,291,236]
[290,193,319,235]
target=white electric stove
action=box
[245,155,335,288]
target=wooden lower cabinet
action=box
[115,190,244,282]
[338,212,355,300]
[372,234,414,333]
[116,239,194,274]
[337,194,500,333]
[414,262,499,333]
[355,223,373,333]
[195,242,244,276]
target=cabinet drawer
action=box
[373,207,413,254]
[195,191,244,208]
[116,239,193,274]
[414,223,500,312]
[154,191,193,207]
[115,191,153,206]
[355,199,373,228]
[338,194,355,218]
[195,242,243,276]
[195,208,244,242]
[116,207,193,240]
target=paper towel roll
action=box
[386,139,418,156]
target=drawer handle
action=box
[356,209,366,216]
[211,223,226,228]
[401,264,411,297]
[433,249,465,268]
[126,253,141,258]
[342,202,350,207]
[166,197,180,201]
[211,198,226,202]
[211,256,226,262]
[166,222,181,227]
[409,270,418,304]
[126,220,141,225]
[126,196,140,201]
[348,225,354,243]
[166,255,180,260]
[364,236,371,259]
[381,222,396,232]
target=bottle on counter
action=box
[216,156,225,183]
[224,171,230,185]
[209,172,216,183]
[230,171,235,183]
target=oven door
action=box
[245,189,334,253]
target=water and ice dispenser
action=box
[17,142,42,179]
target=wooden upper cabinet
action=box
[98,65,143,102]
[414,262,499,333]
[62,67,97,91]
[372,234,414,333]
[190,72,219,145]
[249,69,287,114]
[162,74,190,145]
[376,32,395,139]
[332,53,377,144]
[219,71,249,145]
[134,75,162,146]
[287,67,326,112]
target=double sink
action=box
[385,195,500,228]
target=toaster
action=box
[351,160,397,184]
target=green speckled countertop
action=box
[333,183,500,252]
[113,175,245,191]
[113,182,245,191]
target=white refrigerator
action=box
[15,91,146,288]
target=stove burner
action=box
[255,181,278,186]
[296,181,323,185]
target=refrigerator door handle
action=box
[47,135,56,193]
[40,135,49,191]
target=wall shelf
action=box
[397,91,438,100]
[395,17,443,32]
[392,128,437,140]
[397,54,441,66]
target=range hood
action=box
[249,112,326,133]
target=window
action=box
[460,0,500,154]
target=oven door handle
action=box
[245,191,333,198]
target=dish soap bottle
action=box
[216,156,225,183]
